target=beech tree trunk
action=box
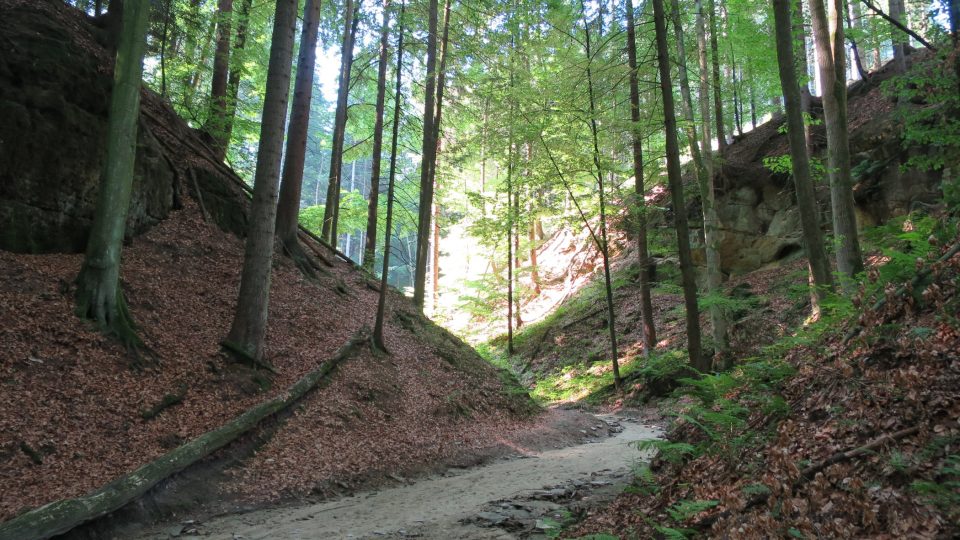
[274,0,322,263]
[223,0,297,363]
[772,0,834,310]
[373,1,405,352]
[363,0,393,272]
[412,0,440,309]
[206,0,232,158]
[321,0,359,247]
[625,0,657,356]
[670,0,728,366]
[810,0,864,289]
[652,0,706,372]
[74,0,150,346]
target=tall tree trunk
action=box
[772,0,834,313]
[75,0,150,346]
[206,0,232,158]
[363,0,393,272]
[528,219,541,295]
[652,0,706,372]
[844,2,868,80]
[794,0,814,153]
[321,0,359,247]
[810,0,864,289]
[582,2,621,391]
[223,0,297,363]
[185,15,216,115]
[708,0,726,151]
[221,0,253,155]
[432,202,440,307]
[413,0,441,309]
[670,0,728,366]
[889,0,907,72]
[374,1,406,352]
[625,0,657,356]
[274,0,322,269]
[506,115,515,354]
[179,0,202,110]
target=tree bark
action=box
[888,0,907,72]
[220,0,253,156]
[363,0,393,272]
[582,2,621,390]
[652,0,706,372]
[670,0,728,366]
[273,0,323,271]
[223,0,297,363]
[374,1,406,352]
[413,0,440,309]
[810,0,864,290]
[772,0,835,310]
[321,0,359,247]
[206,0,232,158]
[625,0,657,356]
[708,0,725,151]
[794,0,814,153]
[74,0,150,347]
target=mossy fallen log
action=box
[0,329,370,540]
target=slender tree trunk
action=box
[652,0,706,372]
[844,3,868,80]
[75,0,150,346]
[274,0,322,265]
[794,0,814,153]
[223,0,297,363]
[374,2,406,352]
[772,0,835,313]
[582,2,621,391]
[207,0,232,158]
[432,202,440,307]
[321,0,359,246]
[889,0,907,72]
[670,0,728,366]
[221,0,253,155]
[412,0,440,309]
[185,16,216,115]
[625,0,657,356]
[528,219,541,295]
[363,0,393,272]
[180,0,202,109]
[708,0,726,151]
[810,0,864,289]
[506,118,515,354]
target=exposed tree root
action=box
[219,340,278,374]
[74,276,154,367]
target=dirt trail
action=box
[135,415,660,539]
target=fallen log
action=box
[0,329,370,540]
[800,425,920,478]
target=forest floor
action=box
[129,409,662,540]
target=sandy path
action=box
[137,415,659,540]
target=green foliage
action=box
[911,455,960,518]
[762,154,826,183]
[632,440,696,465]
[666,499,719,522]
[886,50,960,183]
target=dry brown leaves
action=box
[573,241,960,538]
